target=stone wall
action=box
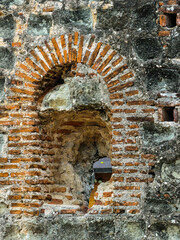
[0,0,180,239]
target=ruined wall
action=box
[0,0,180,239]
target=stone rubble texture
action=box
[0,0,179,239]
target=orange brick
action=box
[68,34,72,63]
[158,31,170,37]
[72,48,77,62]
[26,57,45,75]
[45,41,58,65]
[111,101,124,106]
[43,6,54,12]
[168,0,177,4]
[83,50,91,64]
[88,35,95,49]
[0,173,8,177]
[110,93,123,99]
[8,195,22,200]
[10,210,23,214]
[114,186,140,190]
[50,187,66,193]
[10,87,35,96]
[120,72,134,80]
[12,42,21,47]
[49,199,63,205]
[112,177,124,182]
[51,38,64,64]
[112,56,123,67]
[160,15,167,26]
[124,169,138,173]
[0,164,19,169]
[0,158,8,163]
[77,35,84,63]
[74,32,78,45]
[126,130,139,136]
[125,90,139,96]
[109,81,134,93]
[131,193,141,198]
[107,79,119,88]
[128,209,140,214]
[37,45,53,68]
[127,100,154,106]
[97,50,117,73]
[102,66,111,76]
[104,64,128,82]
[65,195,73,200]
[103,192,113,197]
[101,209,112,214]
[142,109,155,113]
[88,42,102,66]
[16,71,40,83]
[60,35,66,49]
[61,209,76,214]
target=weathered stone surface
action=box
[0,74,5,102]
[132,3,157,30]
[53,9,92,30]
[0,15,15,39]
[145,67,180,95]
[0,134,5,153]
[97,9,129,31]
[0,0,25,5]
[161,159,180,181]
[88,217,115,240]
[116,220,145,240]
[0,47,14,69]
[145,198,172,215]
[28,14,52,36]
[42,65,110,111]
[134,37,162,60]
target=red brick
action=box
[74,32,78,45]
[109,81,134,93]
[61,209,76,214]
[77,35,84,63]
[158,31,170,37]
[51,38,64,64]
[88,42,102,66]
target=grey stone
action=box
[0,0,25,5]
[53,9,92,30]
[161,159,180,181]
[134,37,162,60]
[0,47,14,69]
[117,221,145,240]
[97,9,129,31]
[0,75,5,102]
[132,4,157,30]
[146,67,180,94]
[88,217,115,240]
[0,15,15,39]
[145,198,172,215]
[0,134,5,152]
[28,14,52,36]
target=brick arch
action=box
[6,32,155,216]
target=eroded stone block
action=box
[0,47,14,69]
[0,15,15,39]
[28,14,52,36]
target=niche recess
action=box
[38,63,112,210]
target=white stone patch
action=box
[42,83,72,111]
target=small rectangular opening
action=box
[165,13,177,27]
[162,107,175,121]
